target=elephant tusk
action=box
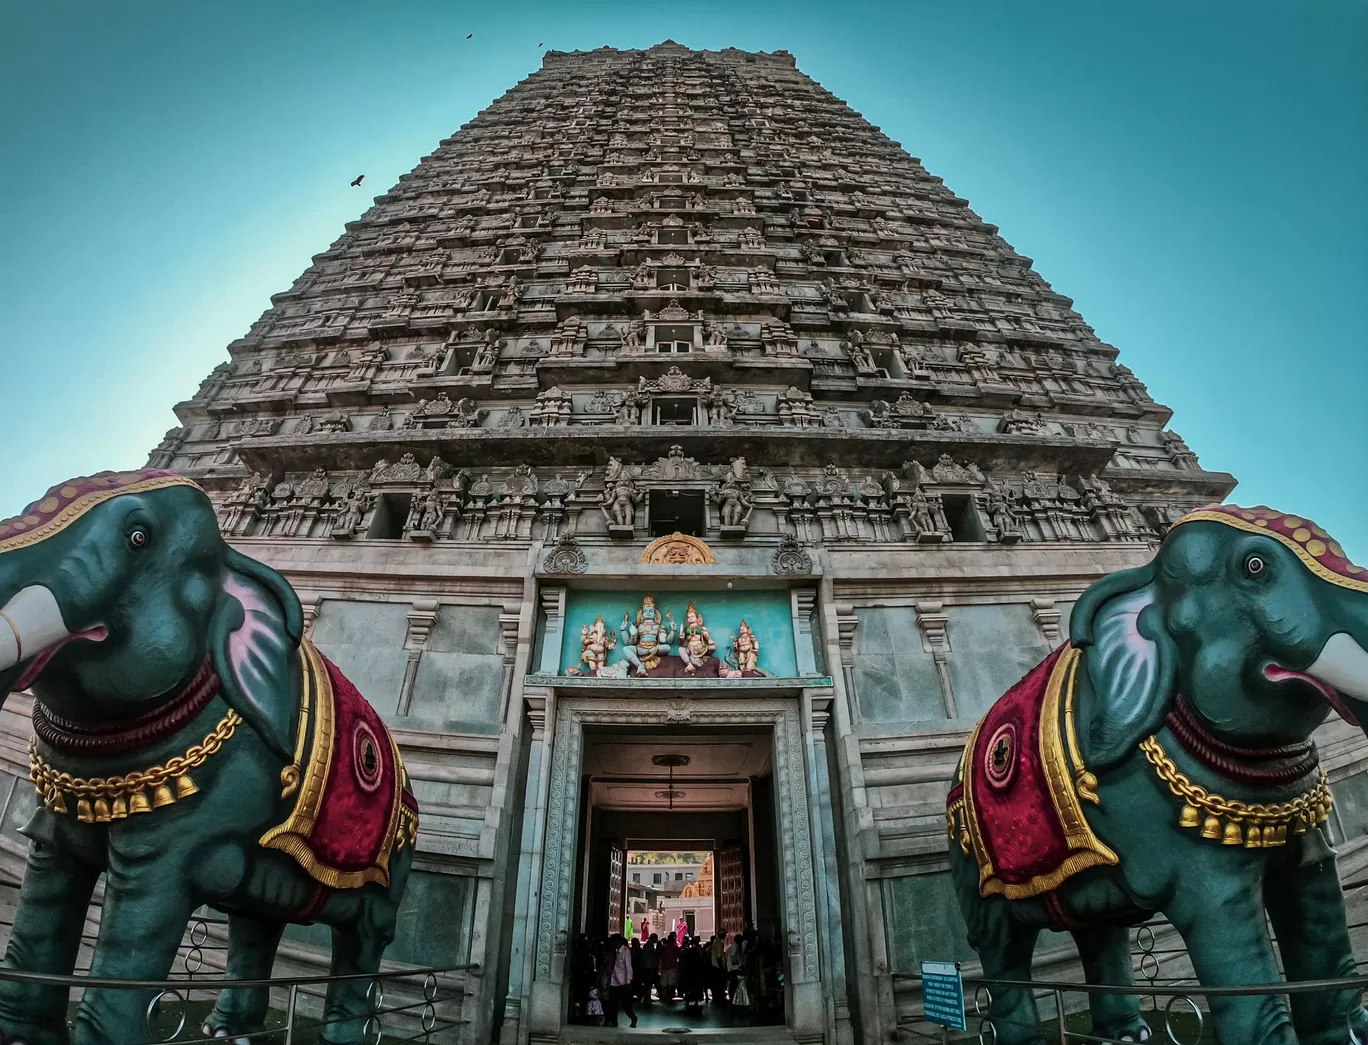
[0,586,69,672]
[1307,632,1368,703]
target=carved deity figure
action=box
[621,320,645,349]
[620,595,676,676]
[986,485,1022,540]
[333,486,371,536]
[578,616,617,675]
[910,487,937,535]
[415,490,444,533]
[704,320,729,347]
[677,603,717,675]
[704,385,735,426]
[732,620,760,674]
[602,476,641,528]
[713,476,753,528]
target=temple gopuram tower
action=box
[22,39,1368,1045]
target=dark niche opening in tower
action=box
[367,493,412,540]
[942,493,987,542]
[650,491,705,538]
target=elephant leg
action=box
[1264,852,1366,1045]
[1072,924,1150,1042]
[72,865,195,1045]
[979,919,1044,1045]
[202,912,286,1042]
[1165,885,1296,1045]
[0,841,100,1045]
[317,895,400,1045]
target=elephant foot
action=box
[202,1019,255,1045]
[1096,1019,1151,1043]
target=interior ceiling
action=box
[585,731,771,812]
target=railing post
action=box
[284,983,298,1045]
[1055,988,1067,1044]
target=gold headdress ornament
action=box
[0,471,204,555]
[1169,504,1368,595]
[636,594,658,624]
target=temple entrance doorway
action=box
[567,726,786,1033]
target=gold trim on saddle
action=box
[258,639,408,889]
[1140,734,1332,848]
[950,645,1118,899]
[29,711,239,822]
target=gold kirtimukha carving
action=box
[639,532,717,565]
[1139,735,1332,848]
[29,711,241,823]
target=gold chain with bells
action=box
[28,711,241,823]
[1140,734,1332,848]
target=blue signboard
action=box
[921,960,966,1031]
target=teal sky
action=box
[2,1,1365,555]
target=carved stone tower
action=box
[135,40,1262,1045]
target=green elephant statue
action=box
[0,471,420,1045]
[947,503,1368,1045]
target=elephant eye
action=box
[128,528,149,550]
[1245,554,1266,577]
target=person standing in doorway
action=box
[608,933,638,1028]
[640,933,660,1002]
[659,932,680,1001]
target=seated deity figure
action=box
[620,595,677,676]
[579,615,617,675]
[732,620,760,674]
[678,602,717,674]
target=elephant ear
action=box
[208,547,303,763]
[1071,563,1178,768]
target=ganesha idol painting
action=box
[0,470,418,1045]
[568,595,767,679]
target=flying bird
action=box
[350,174,365,187]
[466,33,473,39]
[538,42,543,46]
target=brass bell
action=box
[51,790,68,815]
[76,799,94,824]
[1201,816,1222,840]
[128,790,152,815]
[1179,804,1201,829]
[93,798,110,824]
[1269,824,1287,846]
[1244,825,1263,849]
[1222,821,1243,846]
[175,773,199,799]
[110,795,128,820]
[152,783,176,809]
[1294,818,1309,835]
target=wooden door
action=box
[717,846,745,936]
[606,844,626,936]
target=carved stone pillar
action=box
[805,696,855,1045]
[497,604,522,724]
[537,586,567,675]
[835,603,859,725]
[791,588,820,676]
[1032,597,1063,648]
[916,600,958,719]
[502,689,555,1045]
[397,598,440,715]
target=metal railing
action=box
[896,969,1368,1044]
[0,961,479,1045]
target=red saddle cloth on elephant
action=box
[946,643,1117,900]
[260,640,419,889]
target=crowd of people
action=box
[569,927,785,1028]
